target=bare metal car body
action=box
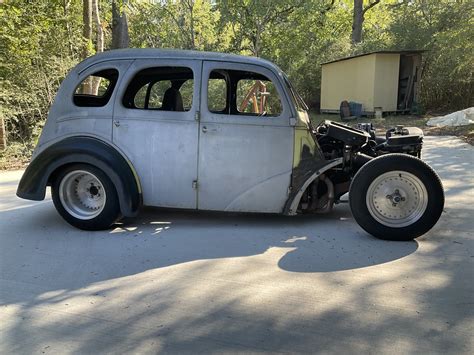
[17,49,444,240]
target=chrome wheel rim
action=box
[366,171,427,228]
[59,170,106,220]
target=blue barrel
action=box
[349,101,362,117]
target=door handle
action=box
[202,126,217,133]
[113,120,120,127]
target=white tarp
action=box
[427,107,474,127]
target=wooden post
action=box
[0,117,6,150]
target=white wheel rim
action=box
[59,170,106,220]
[366,171,428,228]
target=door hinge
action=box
[192,180,198,189]
[195,111,200,121]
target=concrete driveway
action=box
[1,136,473,354]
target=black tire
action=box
[349,154,444,241]
[52,164,120,230]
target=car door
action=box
[113,59,201,208]
[197,61,294,213]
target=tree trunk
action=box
[351,0,363,45]
[63,0,74,56]
[252,27,262,57]
[91,0,104,95]
[188,3,195,50]
[92,0,103,53]
[112,0,129,49]
[82,0,93,93]
[82,0,92,57]
[352,0,381,46]
[0,117,7,151]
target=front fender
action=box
[283,158,343,215]
[17,136,142,217]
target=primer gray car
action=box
[17,49,444,240]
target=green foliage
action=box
[354,0,474,110]
[387,0,474,111]
[264,1,353,106]
[0,0,83,141]
[0,0,472,153]
[128,0,223,50]
[217,0,304,56]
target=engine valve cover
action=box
[386,126,423,146]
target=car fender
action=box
[283,158,343,215]
[16,136,142,217]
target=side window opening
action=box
[208,70,228,113]
[237,78,282,116]
[73,68,119,107]
[207,69,282,117]
[123,67,193,112]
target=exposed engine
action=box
[298,120,424,214]
[315,120,423,160]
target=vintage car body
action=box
[17,49,444,240]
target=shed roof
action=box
[321,50,425,66]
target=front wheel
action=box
[349,154,444,240]
[52,164,120,230]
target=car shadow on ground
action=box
[120,206,419,273]
[4,201,471,354]
[0,200,417,302]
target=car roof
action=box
[76,48,283,75]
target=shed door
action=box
[112,59,200,208]
[197,61,293,213]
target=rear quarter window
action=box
[73,68,119,107]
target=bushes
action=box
[0,0,472,156]
[386,0,474,112]
[0,0,82,144]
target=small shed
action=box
[320,50,424,115]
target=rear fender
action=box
[16,136,142,217]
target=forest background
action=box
[0,0,472,165]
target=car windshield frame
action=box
[283,74,308,112]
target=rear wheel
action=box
[52,164,120,230]
[349,154,444,240]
